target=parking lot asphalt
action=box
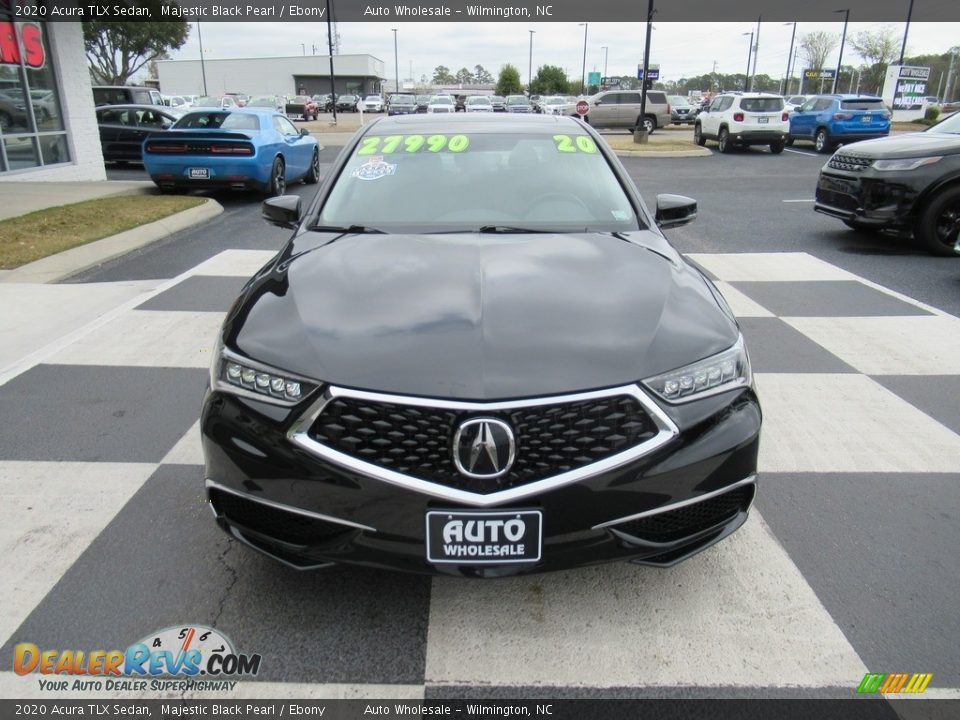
[1,141,957,699]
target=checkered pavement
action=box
[1,249,957,699]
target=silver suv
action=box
[572,90,672,134]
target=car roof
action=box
[363,114,584,134]
[181,107,278,117]
[95,104,177,112]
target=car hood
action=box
[842,132,960,158]
[231,231,738,400]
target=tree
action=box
[473,64,494,84]
[431,65,455,84]
[145,52,171,82]
[454,67,474,85]
[528,65,571,95]
[799,31,839,73]
[850,27,902,94]
[83,16,189,85]
[495,64,523,96]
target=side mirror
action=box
[300,128,310,136]
[262,195,301,230]
[594,100,603,105]
[655,194,697,229]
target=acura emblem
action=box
[453,418,516,480]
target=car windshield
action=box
[174,112,261,130]
[668,96,690,106]
[394,95,415,103]
[466,97,489,105]
[366,96,380,101]
[317,131,641,232]
[193,97,223,107]
[839,99,884,110]
[416,95,430,102]
[506,96,527,105]
[739,97,784,112]
[341,95,357,102]
[491,96,505,103]
[431,96,453,104]
[929,112,960,134]
[542,97,563,105]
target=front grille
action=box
[613,484,754,543]
[816,187,859,212]
[828,154,874,172]
[210,488,353,545]
[309,394,659,494]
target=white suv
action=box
[695,93,789,154]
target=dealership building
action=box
[0,20,106,181]
[157,54,386,98]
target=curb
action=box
[1,198,224,284]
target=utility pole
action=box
[528,30,535,89]
[750,16,760,91]
[325,0,337,123]
[601,46,609,80]
[392,28,399,94]
[833,8,850,94]
[579,23,588,95]
[899,0,914,65]
[196,21,208,96]
[638,0,654,138]
[944,51,957,103]
[743,31,753,91]
[782,22,797,96]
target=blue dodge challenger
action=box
[142,108,321,196]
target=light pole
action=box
[528,30,535,89]
[899,0,914,65]
[392,28,399,95]
[742,31,753,91]
[196,22,208,96]
[601,46,609,82]
[301,43,306,56]
[325,0,337,123]
[750,16,761,91]
[782,22,797,96]
[833,8,850,94]
[578,23,588,94]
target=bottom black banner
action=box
[1,699,958,720]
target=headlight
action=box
[642,335,751,403]
[872,156,942,171]
[211,344,318,406]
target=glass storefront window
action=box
[0,18,71,172]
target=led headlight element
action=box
[213,347,317,406]
[643,335,751,403]
[872,156,942,172]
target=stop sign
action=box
[576,99,589,117]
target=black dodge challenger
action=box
[202,114,762,577]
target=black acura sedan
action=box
[815,110,960,256]
[202,114,761,577]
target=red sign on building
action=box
[1,21,46,69]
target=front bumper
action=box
[814,167,924,229]
[202,383,761,577]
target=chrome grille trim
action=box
[287,385,680,507]
[594,474,757,529]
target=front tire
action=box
[305,148,320,184]
[693,123,706,146]
[914,186,960,257]
[814,128,832,154]
[718,128,733,154]
[785,137,794,147]
[264,157,286,197]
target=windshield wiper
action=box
[307,224,387,234]
[477,225,562,234]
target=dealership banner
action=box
[6,0,959,22]
[1,699,959,718]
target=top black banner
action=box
[8,0,959,22]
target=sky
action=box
[167,21,960,88]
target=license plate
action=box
[286,113,303,120]
[426,510,542,564]
[757,116,769,124]
[862,115,872,122]
[188,168,209,179]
